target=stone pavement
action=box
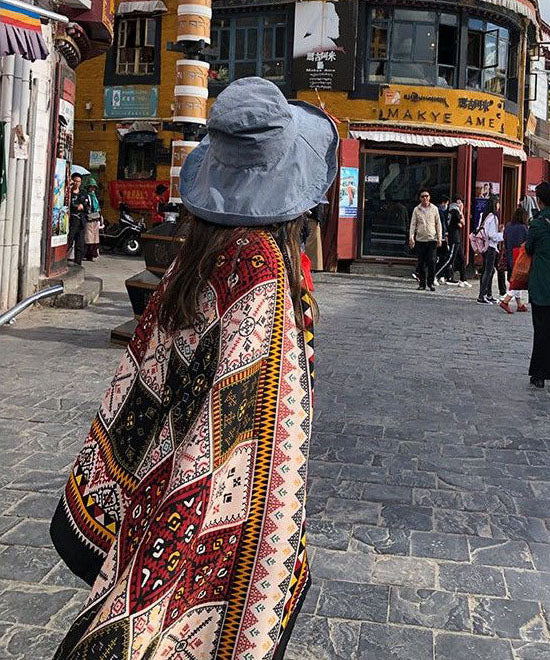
[0,255,549,659]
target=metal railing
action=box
[0,284,64,328]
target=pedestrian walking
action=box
[499,206,529,314]
[437,195,472,288]
[66,173,88,266]
[84,178,102,261]
[477,196,504,305]
[409,189,442,291]
[435,195,450,284]
[50,77,338,659]
[525,181,550,388]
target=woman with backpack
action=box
[499,206,529,314]
[525,181,550,388]
[477,196,504,305]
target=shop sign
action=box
[339,167,359,218]
[299,85,521,144]
[292,0,357,91]
[89,151,107,168]
[109,180,169,211]
[104,87,158,119]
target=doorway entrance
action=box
[502,165,519,225]
[361,150,454,258]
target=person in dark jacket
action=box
[67,173,89,266]
[525,181,550,388]
[437,195,472,287]
[499,206,529,314]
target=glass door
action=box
[362,151,453,257]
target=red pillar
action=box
[336,138,360,261]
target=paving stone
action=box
[41,561,89,590]
[324,498,379,524]
[0,625,65,659]
[308,477,364,501]
[0,517,19,536]
[317,581,389,622]
[0,584,77,626]
[6,470,67,493]
[363,484,412,504]
[413,489,463,510]
[435,632,514,659]
[359,622,433,660]
[301,582,321,615]
[380,504,432,531]
[472,597,547,641]
[530,544,550,572]
[491,516,550,544]
[0,520,51,548]
[505,570,550,601]
[411,531,469,562]
[5,493,60,520]
[312,549,373,583]
[515,499,550,519]
[462,490,517,514]
[285,615,361,660]
[512,641,550,659]
[469,538,534,569]
[307,520,351,551]
[0,545,58,582]
[352,525,410,556]
[434,509,492,537]
[389,587,471,632]
[372,556,436,589]
[439,564,507,597]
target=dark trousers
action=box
[479,247,497,299]
[497,269,507,297]
[67,217,85,266]
[530,303,550,380]
[416,241,437,288]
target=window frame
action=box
[104,14,162,87]
[357,5,517,100]
[207,7,294,95]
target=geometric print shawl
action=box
[50,230,314,659]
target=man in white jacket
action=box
[409,189,442,291]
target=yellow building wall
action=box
[73,2,183,220]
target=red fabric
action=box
[509,245,532,290]
[301,252,314,291]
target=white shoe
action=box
[434,279,440,287]
[439,278,447,285]
[462,281,472,288]
[457,281,465,288]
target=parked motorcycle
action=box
[100,204,146,256]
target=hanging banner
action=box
[292,0,357,91]
[109,180,169,210]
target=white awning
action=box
[481,0,537,24]
[350,128,527,161]
[116,1,167,15]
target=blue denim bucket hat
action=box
[179,77,339,226]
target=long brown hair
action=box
[158,215,318,333]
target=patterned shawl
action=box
[50,230,314,659]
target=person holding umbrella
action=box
[84,178,103,261]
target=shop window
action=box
[466,20,509,96]
[118,133,157,180]
[209,13,289,85]
[367,8,456,86]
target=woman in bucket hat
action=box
[84,178,103,261]
[50,77,338,659]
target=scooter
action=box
[100,204,146,256]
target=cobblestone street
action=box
[1,255,549,659]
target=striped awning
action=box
[0,0,48,60]
[350,128,527,161]
[481,0,537,24]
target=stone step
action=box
[53,277,103,309]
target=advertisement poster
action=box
[109,180,169,210]
[104,86,159,118]
[339,167,359,218]
[473,198,489,230]
[475,181,500,199]
[51,158,69,247]
[292,0,357,91]
[89,151,107,168]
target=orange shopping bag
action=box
[509,244,532,290]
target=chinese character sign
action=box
[104,87,159,119]
[292,0,357,91]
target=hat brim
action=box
[179,100,339,226]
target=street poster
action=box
[475,181,500,199]
[292,0,357,91]
[51,158,69,247]
[104,86,159,118]
[339,166,359,218]
[89,151,107,168]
